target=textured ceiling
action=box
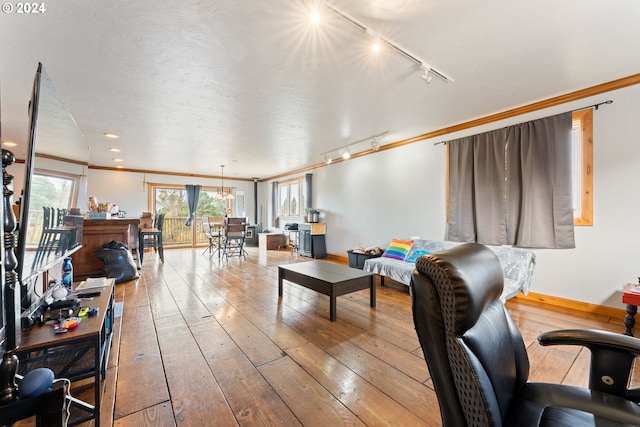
[1,0,639,180]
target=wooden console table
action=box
[72,218,140,280]
[15,278,116,426]
[259,233,284,250]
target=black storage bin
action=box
[347,250,380,269]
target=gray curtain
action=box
[185,184,201,226]
[272,181,278,228]
[446,112,574,249]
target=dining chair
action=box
[138,213,165,263]
[33,207,72,266]
[222,217,248,260]
[55,208,67,226]
[202,218,214,256]
[201,217,224,258]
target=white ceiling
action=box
[1,0,639,180]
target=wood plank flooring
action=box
[16,246,636,426]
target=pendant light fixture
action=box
[215,164,234,200]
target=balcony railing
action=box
[162,216,208,246]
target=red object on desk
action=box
[623,283,640,306]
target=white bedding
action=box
[363,240,536,300]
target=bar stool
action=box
[139,213,165,263]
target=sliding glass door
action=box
[151,185,233,247]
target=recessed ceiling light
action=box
[2,141,17,147]
[113,158,123,162]
[104,132,119,139]
[310,10,320,24]
[109,147,121,152]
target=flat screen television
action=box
[15,63,88,311]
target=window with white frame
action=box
[278,178,305,218]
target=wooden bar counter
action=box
[71,217,140,280]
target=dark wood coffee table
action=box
[278,261,376,321]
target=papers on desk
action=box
[76,277,110,289]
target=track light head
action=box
[371,138,380,151]
[421,66,433,84]
[342,148,351,160]
[323,154,332,164]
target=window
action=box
[278,178,305,218]
[150,184,233,246]
[572,109,593,226]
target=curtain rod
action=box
[434,99,613,146]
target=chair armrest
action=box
[538,329,640,401]
[538,329,640,354]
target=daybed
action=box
[363,239,536,300]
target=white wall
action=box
[85,169,257,223]
[261,84,640,310]
[8,165,258,223]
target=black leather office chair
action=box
[410,243,640,426]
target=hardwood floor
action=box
[42,247,639,426]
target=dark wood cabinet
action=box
[71,218,140,280]
[297,223,327,258]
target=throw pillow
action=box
[405,249,431,263]
[381,239,414,261]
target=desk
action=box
[15,278,116,426]
[622,283,640,336]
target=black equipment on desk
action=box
[20,283,81,330]
[47,298,80,311]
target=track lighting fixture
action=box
[320,131,389,164]
[323,2,453,84]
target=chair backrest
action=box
[42,207,53,229]
[56,208,67,226]
[410,243,530,427]
[225,217,247,239]
[202,218,212,235]
[208,217,224,233]
[154,213,165,231]
[226,217,246,225]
